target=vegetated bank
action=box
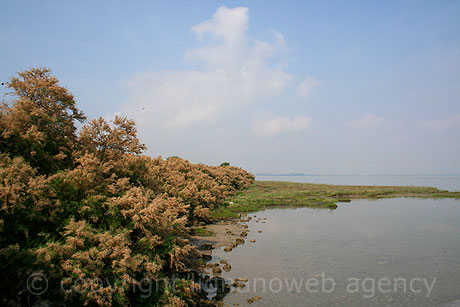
[0,68,254,306]
[211,180,460,219]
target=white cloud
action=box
[122,6,293,127]
[420,114,460,132]
[252,116,312,138]
[296,76,319,100]
[346,113,385,129]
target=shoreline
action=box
[211,181,460,219]
[190,220,247,256]
[190,213,267,306]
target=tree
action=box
[0,68,86,174]
[78,116,146,162]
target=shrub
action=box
[0,68,254,306]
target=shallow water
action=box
[256,175,460,192]
[211,198,460,306]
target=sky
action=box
[1,0,460,175]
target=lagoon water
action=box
[212,198,460,306]
[256,175,460,192]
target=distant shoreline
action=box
[255,173,460,177]
[210,180,460,220]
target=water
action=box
[211,198,460,306]
[256,175,460,192]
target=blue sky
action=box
[1,1,460,175]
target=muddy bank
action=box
[190,220,247,256]
[190,214,267,257]
[190,214,268,306]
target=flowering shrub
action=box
[0,68,254,306]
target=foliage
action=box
[0,68,254,306]
[0,68,85,174]
[79,116,146,162]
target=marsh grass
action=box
[190,226,216,236]
[211,181,460,219]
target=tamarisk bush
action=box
[0,68,85,175]
[0,68,254,306]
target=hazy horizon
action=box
[1,1,460,175]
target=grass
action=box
[190,226,216,236]
[210,181,460,219]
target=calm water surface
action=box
[211,198,460,306]
[256,175,460,191]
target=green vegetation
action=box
[211,181,460,219]
[0,68,254,306]
[190,226,216,236]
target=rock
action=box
[226,230,233,235]
[240,231,248,237]
[201,243,213,250]
[234,304,239,306]
[224,245,233,252]
[257,230,262,233]
[223,263,232,272]
[247,296,262,304]
[235,238,245,244]
[201,254,212,261]
[212,266,222,274]
[250,239,256,243]
[219,259,227,264]
[234,278,248,282]
[232,281,246,288]
[206,262,220,269]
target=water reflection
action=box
[213,198,460,306]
